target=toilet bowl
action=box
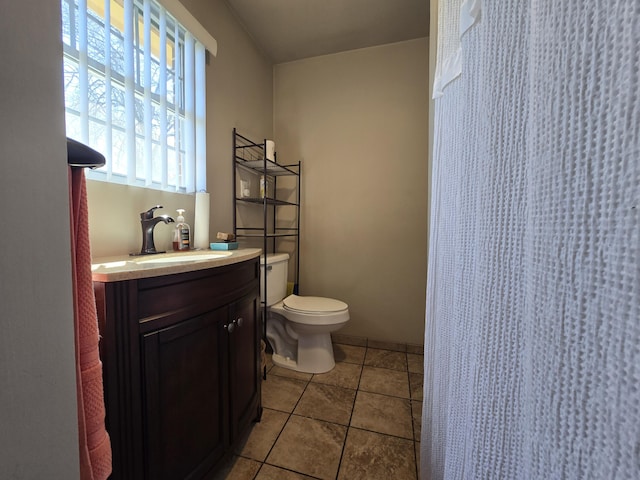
[261,254,349,374]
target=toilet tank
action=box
[260,253,289,306]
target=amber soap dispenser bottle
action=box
[173,209,191,251]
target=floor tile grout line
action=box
[286,376,344,480]
[333,345,367,479]
[256,460,323,480]
[239,408,289,474]
[406,349,417,439]
[363,364,409,373]
[248,346,421,479]
[407,350,420,480]
[357,389,412,402]
[346,424,416,443]
[250,363,315,479]
[249,361,284,480]
[346,347,417,477]
[245,355,307,477]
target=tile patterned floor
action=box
[213,336,424,480]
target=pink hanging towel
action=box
[69,167,112,480]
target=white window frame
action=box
[61,0,215,193]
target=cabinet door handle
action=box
[225,322,235,333]
[236,317,244,328]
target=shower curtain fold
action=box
[422,1,639,478]
[69,167,112,480]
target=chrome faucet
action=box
[140,205,174,254]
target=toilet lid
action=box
[283,295,348,314]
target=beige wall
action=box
[84,1,430,347]
[274,39,429,345]
[88,0,273,257]
[0,1,80,476]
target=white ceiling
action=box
[224,0,429,64]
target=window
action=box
[61,0,208,192]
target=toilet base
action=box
[271,332,336,374]
[271,353,299,370]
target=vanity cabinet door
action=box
[228,292,262,442]
[142,308,228,480]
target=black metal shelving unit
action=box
[232,129,301,375]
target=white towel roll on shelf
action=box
[194,191,210,250]
[266,140,275,161]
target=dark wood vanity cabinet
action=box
[94,258,262,480]
[141,308,228,480]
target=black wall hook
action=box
[67,137,106,169]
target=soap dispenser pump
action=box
[173,209,191,251]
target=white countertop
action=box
[91,248,262,282]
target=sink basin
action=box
[134,251,233,265]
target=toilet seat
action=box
[271,295,350,326]
[283,295,348,315]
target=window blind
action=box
[61,0,210,193]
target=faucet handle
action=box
[141,205,163,220]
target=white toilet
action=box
[261,253,349,374]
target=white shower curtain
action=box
[422,1,639,479]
